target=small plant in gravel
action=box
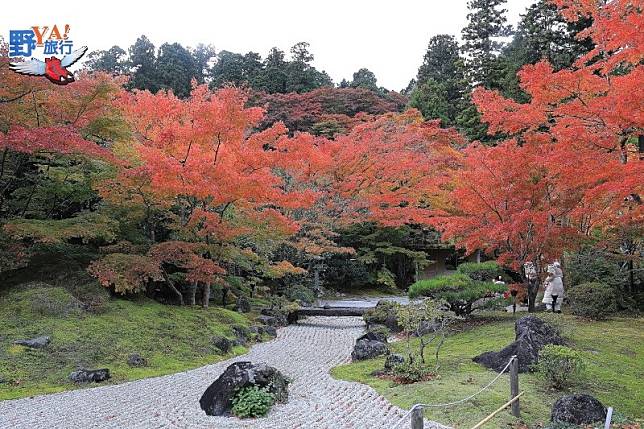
[231,385,275,418]
[535,345,585,390]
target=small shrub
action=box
[457,261,503,281]
[285,285,315,305]
[535,345,585,389]
[231,385,275,418]
[391,359,433,383]
[567,282,617,320]
[408,273,506,316]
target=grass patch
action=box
[0,285,252,400]
[332,311,643,428]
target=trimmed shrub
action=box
[535,345,585,389]
[567,282,617,320]
[363,300,402,332]
[231,385,275,418]
[408,273,506,316]
[457,261,503,281]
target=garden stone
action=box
[258,315,285,327]
[351,339,388,361]
[357,330,388,344]
[259,325,277,337]
[127,353,148,367]
[231,326,250,346]
[473,315,564,372]
[235,296,251,313]
[69,368,111,383]
[14,335,50,349]
[260,308,289,326]
[199,361,289,416]
[551,394,607,425]
[384,354,405,370]
[212,336,233,353]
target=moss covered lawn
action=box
[0,285,253,400]
[331,312,643,429]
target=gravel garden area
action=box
[0,316,447,429]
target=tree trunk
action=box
[162,270,184,306]
[188,282,197,306]
[202,283,210,308]
[221,288,228,307]
[527,278,538,313]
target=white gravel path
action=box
[0,316,448,429]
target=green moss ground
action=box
[332,312,643,429]
[0,286,252,400]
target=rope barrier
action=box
[391,356,516,429]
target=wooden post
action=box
[604,407,613,429]
[510,356,520,418]
[411,406,424,429]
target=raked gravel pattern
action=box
[0,316,449,429]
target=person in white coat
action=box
[542,263,564,313]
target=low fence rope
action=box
[390,356,516,429]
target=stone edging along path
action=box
[0,316,449,429]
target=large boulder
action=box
[199,361,289,416]
[551,394,607,425]
[351,339,389,361]
[357,330,388,344]
[14,336,50,349]
[473,315,563,372]
[69,368,111,383]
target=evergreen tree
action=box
[461,0,513,87]
[191,44,216,85]
[410,35,468,127]
[85,46,128,75]
[156,42,198,98]
[128,35,159,92]
[350,68,379,92]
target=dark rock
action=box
[212,335,233,353]
[357,330,388,344]
[14,336,50,349]
[384,353,405,370]
[551,394,607,425]
[259,308,288,326]
[231,325,250,346]
[69,368,111,383]
[259,325,277,337]
[235,296,251,313]
[473,315,564,372]
[199,361,289,416]
[351,339,389,361]
[286,311,299,324]
[127,353,148,367]
[258,315,286,328]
